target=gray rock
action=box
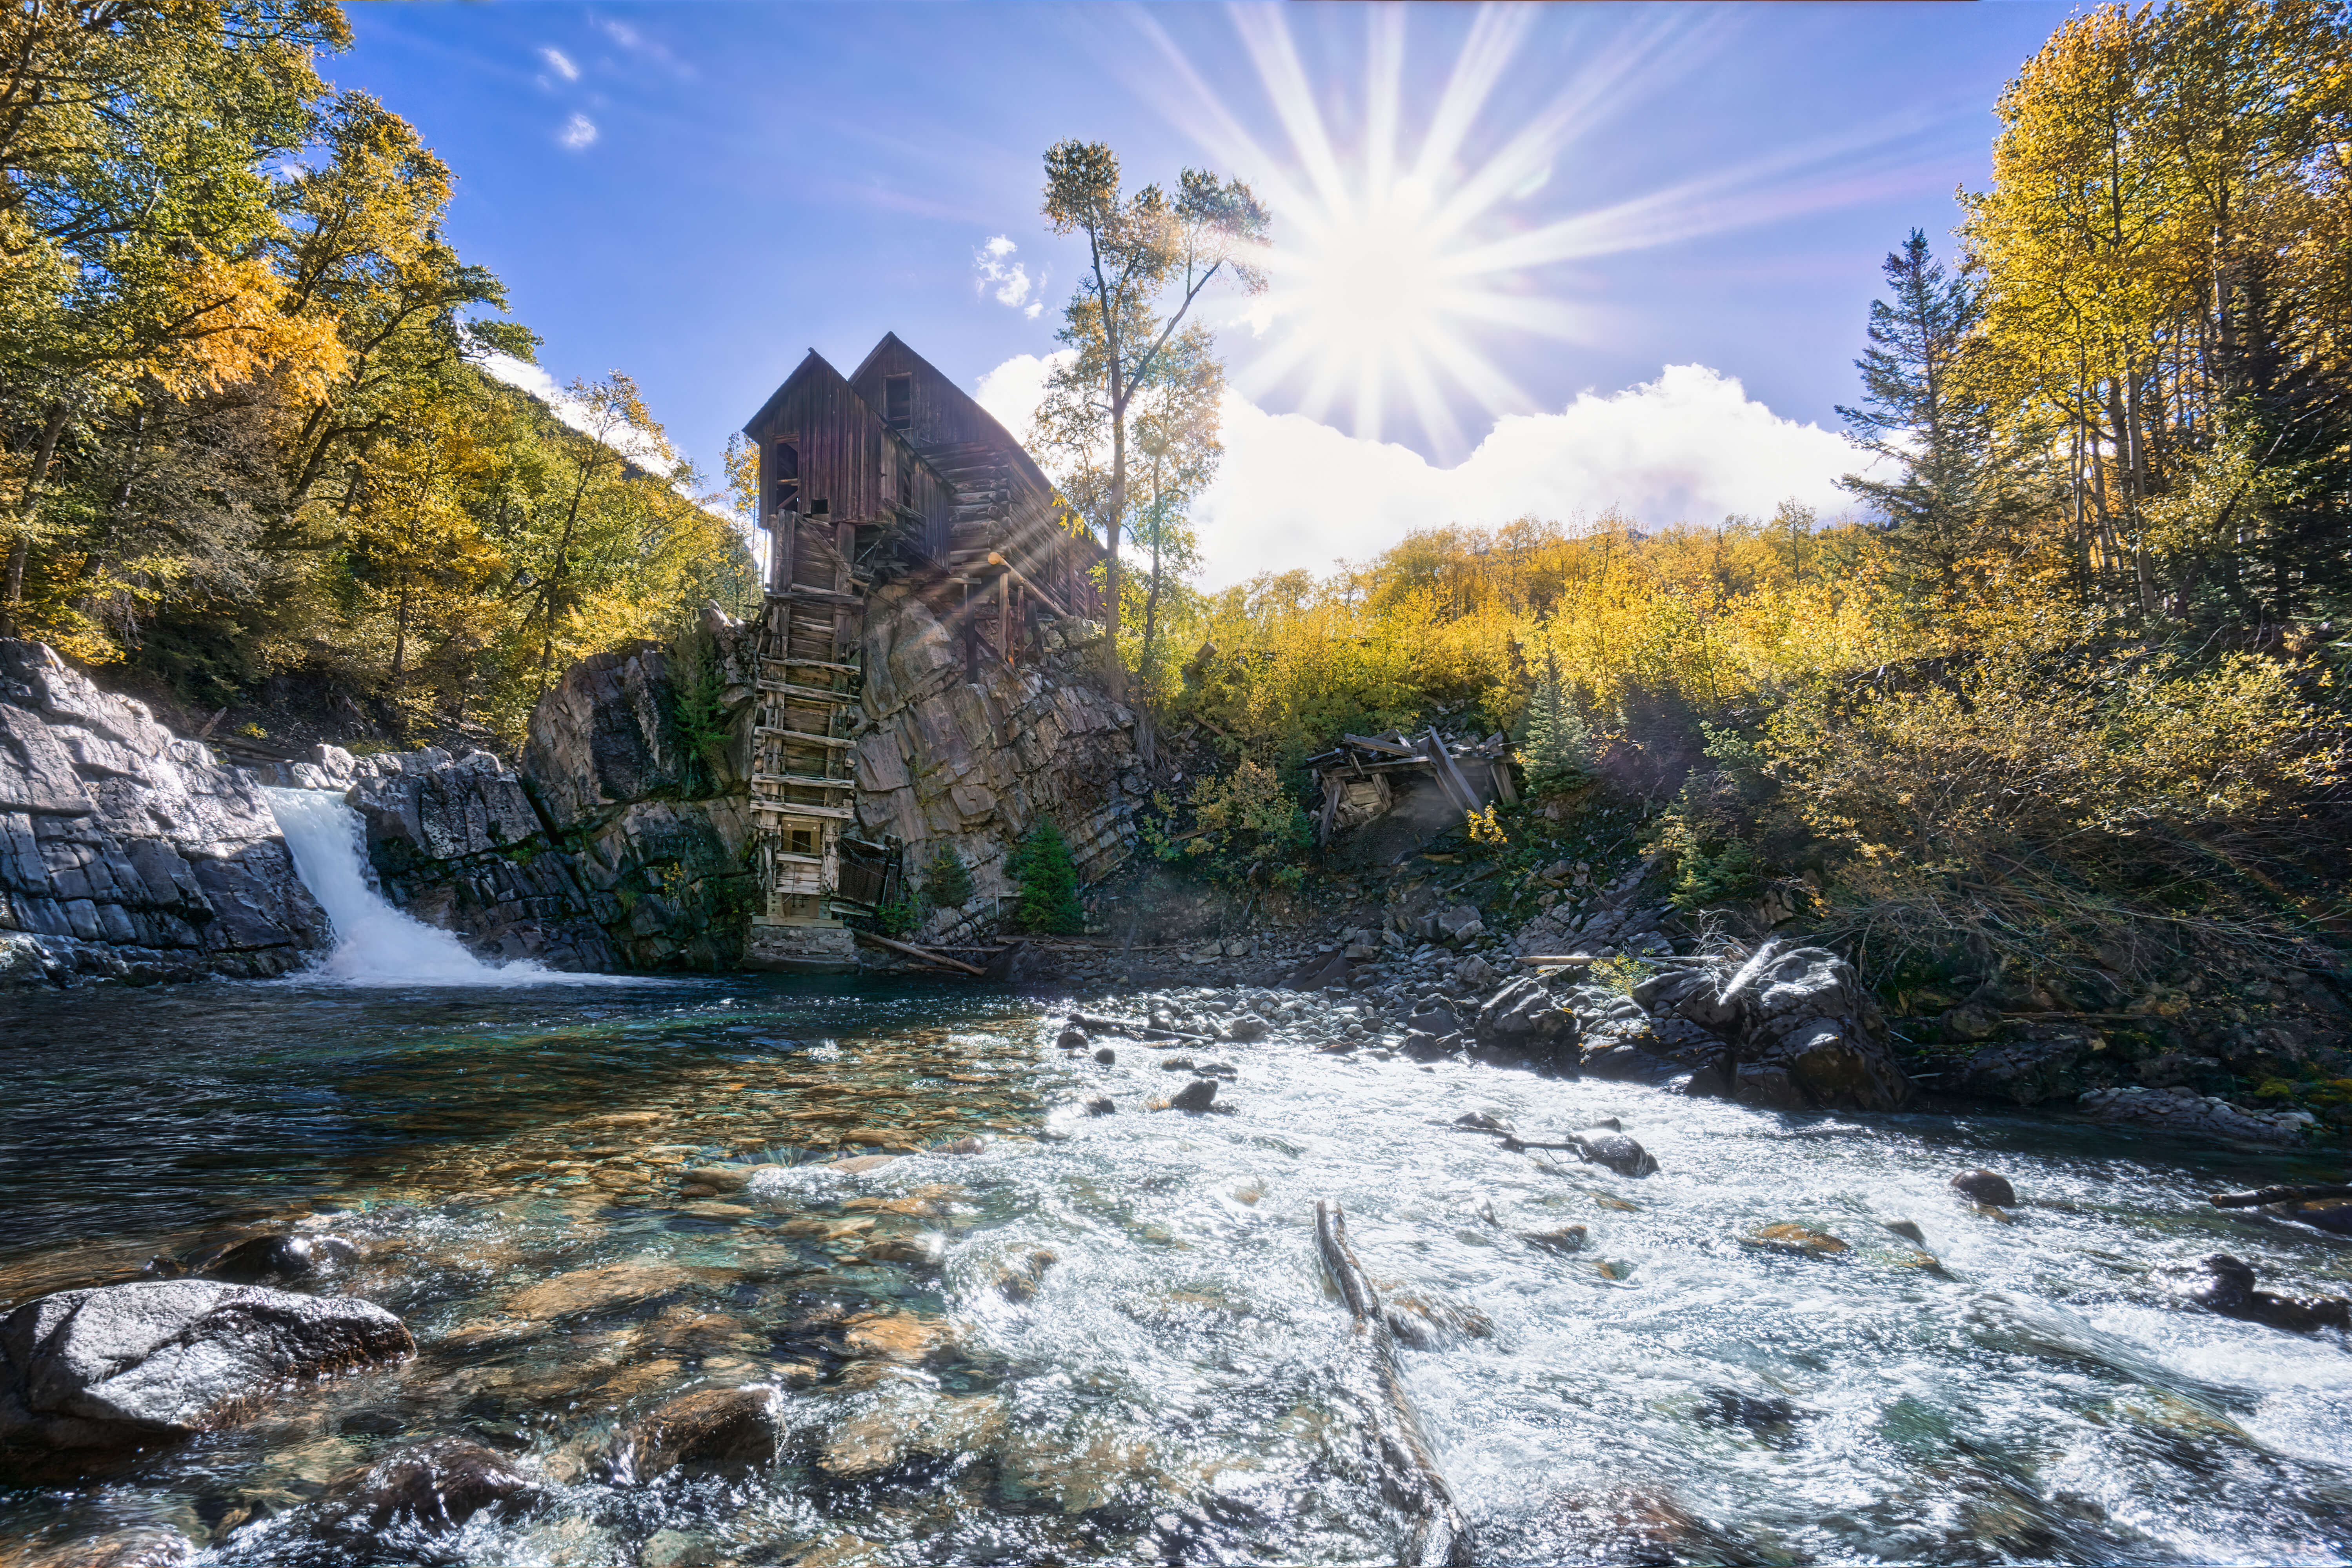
[2078,1085,2313,1145]
[1726,946,1911,1112]
[0,640,329,986]
[1167,1078,1219,1112]
[1433,904,1485,945]
[0,1280,412,1448]
[2160,1254,2351,1332]
[611,1386,781,1482]
[1475,976,1577,1059]
[196,1233,360,1286]
[1948,1169,2017,1206]
[327,1437,541,1532]
[1224,1013,1270,1042]
[1951,1034,2098,1105]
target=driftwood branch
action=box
[853,931,987,977]
[1313,1200,1474,1567]
[2210,1183,2352,1209]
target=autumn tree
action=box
[1039,142,1267,698]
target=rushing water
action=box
[1,972,2349,1566]
[264,788,624,988]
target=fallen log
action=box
[1313,1200,1474,1567]
[2210,1183,2352,1209]
[852,931,987,977]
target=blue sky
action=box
[332,2,2070,584]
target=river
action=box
[0,803,2348,1564]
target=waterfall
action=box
[265,788,612,987]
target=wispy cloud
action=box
[558,113,598,152]
[538,45,578,82]
[593,16,695,80]
[974,235,1044,320]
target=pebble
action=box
[1950,1169,2017,1206]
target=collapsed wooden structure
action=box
[739,333,1104,966]
[1303,729,1518,845]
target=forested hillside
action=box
[0,0,757,751]
[1133,2,2350,1017]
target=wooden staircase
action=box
[749,511,862,928]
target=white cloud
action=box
[538,45,579,82]
[558,113,598,151]
[478,352,675,476]
[974,235,1044,321]
[973,357,1875,588]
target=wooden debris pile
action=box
[1302,729,1518,844]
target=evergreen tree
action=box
[1007,818,1084,934]
[1836,231,2032,595]
[1517,642,1592,794]
[920,843,975,910]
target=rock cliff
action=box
[0,640,326,986]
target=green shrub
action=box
[1008,817,1084,934]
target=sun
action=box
[1136,4,1911,458]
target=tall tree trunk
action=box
[4,402,69,636]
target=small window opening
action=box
[884,373,913,430]
[788,827,817,857]
[771,440,800,515]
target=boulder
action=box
[1949,1169,2017,1207]
[1223,1013,1271,1042]
[1475,977,1576,1056]
[1726,946,1911,1112]
[1572,1132,1658,1177]
[2161,1254,2351,1333]
[1167,1078,1219,1112]
[327,1437,540,1531]
[0,1280,412,1448]
[1433,904,1485,945]
[611,1386,781,1482]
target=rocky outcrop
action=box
[0,640,327,986]
[0,1280,412,1448]
[852,585,1140,943]
[2078,1085,2315,1145]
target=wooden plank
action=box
[754,726,852,747]
[764,656,858,675]
[748,799,857,820]
[1342,733,1422,759]
[756,680,858,703]
[751,773,857,791]
[1425,728,1483,812]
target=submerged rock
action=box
[1573,1132,1658,1177]
[1518,1224,1590,1254]
[20,1527,195,1566]
[1949,1169,2018,1207]
[1742,1224,1850,1258]
[2162,1254,2351,1333]
[0,1280,412,1448]
[196,1233,361,1286]
[994,1248,1057,1304]
[612,1386,781,1482]
[327,1436,541,1530]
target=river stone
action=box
[2078,1085,2312,1145]
[613,1386,781,1482]
[995,1248,1057,1304]
[2163,1254,2352,1332]
[1742,1224,1850,1257]
[198,1233,361,1286]
[1949,1169,2017,1206]
[1054,1028,1090,1051]
[1223,1013,1270,1042]
[1574,1132,1658,1177]
[0,1281,413,1448]
[327,1436,541,1530]
[1519,1224,1589,1254]
[20,1528,196,1566]
[504,1264,694,1320]
[1167,1077,1219,1112]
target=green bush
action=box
[1007,817,1085,934]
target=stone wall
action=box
[0,640,326,986]
[850,586,1142,944]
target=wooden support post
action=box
[1317,769,1339,846]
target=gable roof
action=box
[846,331,1058,500]
[741,348,856,438]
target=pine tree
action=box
[1836,230,2031,596]
[920,843,975,910]
[1517,643,1592,795]
[1008,818,1084,934]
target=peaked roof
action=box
[740,348,856,438]
[847,331,1057,500]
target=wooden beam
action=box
[854,931,988,977]
[754,726,852,747]
[1342,733,1422,759]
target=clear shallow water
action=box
[0,976,2348,1566]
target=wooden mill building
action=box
[739,333,1103,962]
